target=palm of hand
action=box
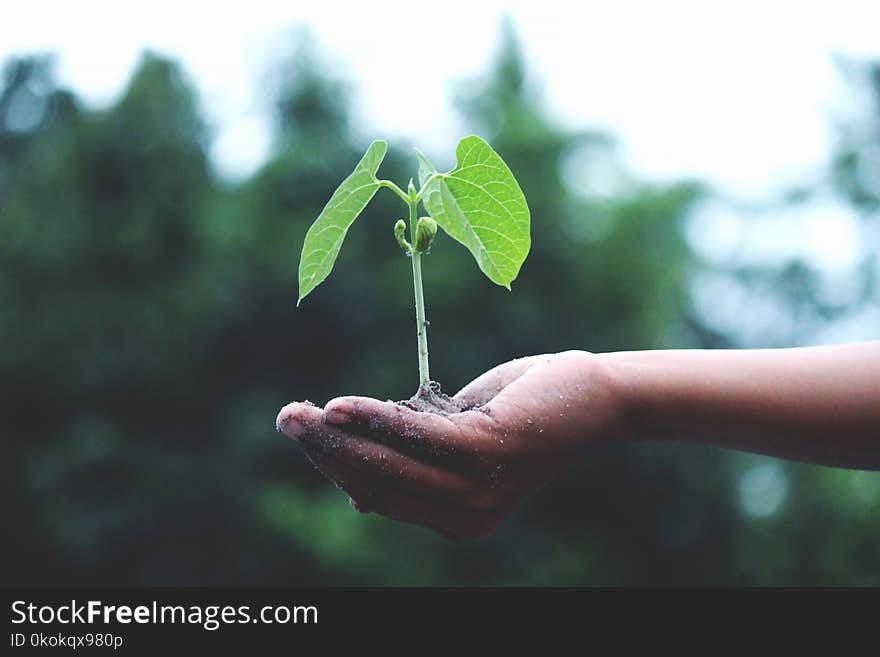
[276,350,618,540]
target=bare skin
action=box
[276,343,880,540]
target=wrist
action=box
[594,351,660,445]
[555,349,646,446]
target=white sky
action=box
[2,0,878,194]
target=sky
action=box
[2,0,878,195]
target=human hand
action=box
[276,350,626,540]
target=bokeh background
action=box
[2,2,878,585]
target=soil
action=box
[399,380,470,415]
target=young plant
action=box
[297,136,530,398]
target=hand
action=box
[276,350,626,540]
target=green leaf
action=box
[297,140,387,304]
[417,136,530,289]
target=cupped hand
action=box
[276,350,626,540]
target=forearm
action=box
[598,343,880,470]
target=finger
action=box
[277,401,504,538]
[276,403,386,512]
[453,355,544,408]
[305,420,491,508]
[276,401,325,438]
[323,396,495,470]
[279,400,493,506]
[299,445,503,540]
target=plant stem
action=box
[409,197,430,391]
[378,179,411,204]
[415,173,444,201]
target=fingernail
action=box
[324,407,351,425]
[277,414,304,438]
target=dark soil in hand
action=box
[399,381,469,415]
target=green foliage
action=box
[297,140,387,304]
[298,134,530,300]
[418,136,530,289]
[295,133,531,388]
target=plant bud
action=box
[407,178,417,198]
[415,216,438,253]
[393,219,411,252]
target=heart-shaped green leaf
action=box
[418,136,530,289]
[298,140,387,304]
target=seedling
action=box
[297,136,530,406]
